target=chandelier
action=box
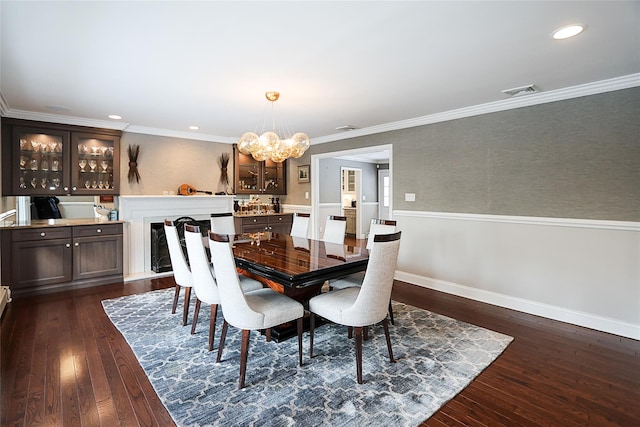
[237,91,310,163]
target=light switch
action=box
[305,192,309,199]
[405,193,416,202]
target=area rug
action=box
[102,288,513,426]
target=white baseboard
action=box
[395,271,640,341]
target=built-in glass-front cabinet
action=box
[233,145,287,195]
[1,118,121,196]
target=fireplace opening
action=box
[150,217,211,273]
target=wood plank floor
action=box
[2,277,639,426]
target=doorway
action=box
[341,167,361,237]
[310,144,392,240]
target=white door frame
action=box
[310,144,392,240]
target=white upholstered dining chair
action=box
[322,215,347,244]
[330,219,398,323]
[209,232,305,389]
[164,219,194,326]
[308,231,402,384]
[184,225,263,351]
[290,212,311,238]
[210,212,236,235]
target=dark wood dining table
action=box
[231,232,369,301]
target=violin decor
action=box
[177,184,213,196]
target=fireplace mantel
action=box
[118,195,234,280]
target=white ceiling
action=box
[1,1,639,148]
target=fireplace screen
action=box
[150,218,211,273]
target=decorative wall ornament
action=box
[219,152,230,191]
[127,144,141,183]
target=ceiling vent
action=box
[501,84,539,97]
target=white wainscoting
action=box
[393,210,640,340]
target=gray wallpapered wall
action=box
[307,87,640,222]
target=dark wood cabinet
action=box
[0,221,124,296]
[1,118,121,196]
[234,214,293,234]
[233,145,286,195]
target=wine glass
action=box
[19,177,27,189]
[101,160,109,172]
[50,142,58,152]
[52,178,60,188]
[98,180,104,189]
[41,159,49,171]
[89,160,97,171]
[79,159,87,171]
[91,180,98,189]
[41,178,48,189]
[30,159,38,171]
[19,156,27,170]
[31,178,38,188]
[85,180,91,189]
[51,159,59,171]
[31,141,40,152]
[19,139,27,150]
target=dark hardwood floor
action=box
[2,277,639,426]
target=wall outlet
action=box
[405,193,416,202]
[305,191,309,199]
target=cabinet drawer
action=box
[240,216,269,226]
[270,214,292,224]
[12,227,72,242]
[73,223,122,237]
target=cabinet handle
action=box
[96,229,102,233]
[72,186,77,191]
[75,242,79,247]
[64,187,69,191]
[40,232,46,237]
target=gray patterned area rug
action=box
[102,288,513,427]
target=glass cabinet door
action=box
[263,159,286,195]
[71,133,120,195]
[236,151,261,193]
[13,126,70,195]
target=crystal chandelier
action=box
[237,91,310,163]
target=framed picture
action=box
[297,165,310,183]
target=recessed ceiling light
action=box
[552,24,586,40]
[108,114,122,120]
[189,125,200,130]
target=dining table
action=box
[231,231,370,302]
[224,232,368,341]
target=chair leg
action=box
[297,317,303,366]
[354,326,364,384]
[216,320,228,363]
[364,326,369,341]
[348,326,353,339]
[239,329,250,389]
[309,312,315,358]
[388,300,395,325]
[265,328,271,342]
[382,318,396,363]
[190,299,201,335]
[182,287,191,326]
[171,285,181,314]
[208,304,218,352]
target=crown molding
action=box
[1,108,129,130]
[0,92,9,116]
[312,73,640,144]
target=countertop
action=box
[233,212,292,217]
[0,218,125,230]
